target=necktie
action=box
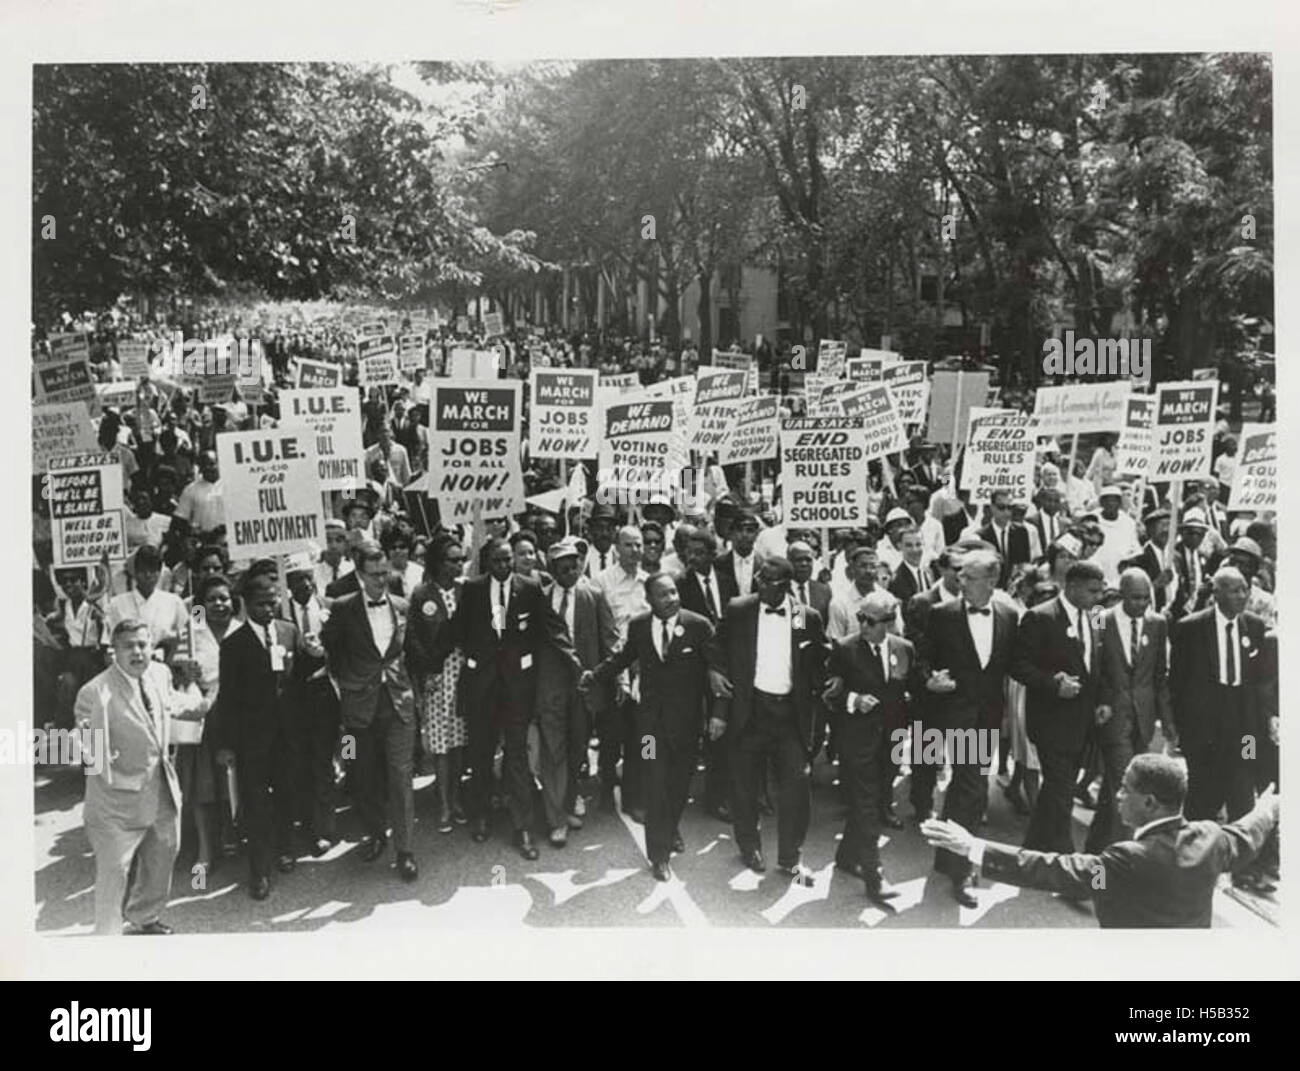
[870,642,885,678]
[137,678,153,716]
[367,599,386,608]
[600,550,609,572]
[764,605,786,616]
[331,561,339,582]
[559,587,570,628]
[966,606,990,617]
[704,574,719,620]
[494,582,505,636]
[1129,617,1139,668]
[661,619,671,660]
[799,583,809,606]
[1224,620,1237,686]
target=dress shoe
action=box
[671,831,685,854]
[740,848,766,873]
[780,863,815,887]
[309,837,334,857]
[396,852,418,882]
[572,795,587,818]
[517,831,540,861]
[451,803,469,825]
[360,835,387,862]
[879,810,904,830]
[437,809,454,834]
[865,874,900,904]
[651,860,673,882]
[250,877,271,900]
[951,876,978,908]
[471,817,490,843]
[277,853,297,873]
[566,812,584,830]
[835,858,867,879]
[708,802,733,823]
[130,920,174,935]
[549,827,568,848]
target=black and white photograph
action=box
[4,0,1297,995]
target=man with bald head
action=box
[1170,567,1276,891]
[1087,568,1171,851]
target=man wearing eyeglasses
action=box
[826,590,917,903]
[977,490,1031,588]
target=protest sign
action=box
[780,417,869,527]
[804,374,835,413]
[96,381,138,411]
[838,384,908,462]
[198,376,237,405]
[1152,380,1218,481]
[279,388,365,490]
[446,348,499,379]
[46,332,90,361]
[33,358,97,407]
[713,350,754,373]
[925,370,990,444]
[357,322,386,338]
[817,340,848,378]
[33,402,95,472]
[879,361,929,425]
[598,391,681,499]
[482,311,504,337]
[1031,382,1130,437]
[398,333,426,371]
[429,380,524,521]
[48,453,125,568]
[217,428,326,559]
[600,372,640,391]
[359,353,402,387]
[818,380,867,414]
[845,357,882,383]
[1114,395,1156,479]
[295,358,342,388]
[961,411,1037,503]
[691,368,749,453]
[117,341,152,380]
[529,368,598,460]
[1228,423,1276,511]
[718,395,780,466]
[358,335,396,362]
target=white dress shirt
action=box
[1214,608,1243,687]
[1059,592,1093,670]
[62,598,105,648]
[964,598,994,669]
[593,564,649,640]
[108,587,188,650]
[584,543,614,579]
[287,594,328,638]
[551,582,576,637]
[366,595,396,653]
[1113,605,1142,666]
[754,598,793,695]
[846,636,890,714]
[314,556,354,593]
[491,577,512,636]
[651,612,679,661]
[732,551,755,596]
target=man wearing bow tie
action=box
[1012,560,1105,860]
[915,550,1017,906]
[321,541,419,880]
[1087,569,1170,851]
[77,619,206,935]
[710,558,829,882]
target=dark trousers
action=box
[1086,710,1146,852]
[296,676,340,840]
[538,689,591,830]
[1184,690,1256,826]
[239,720,296,881]
[934,721,990,879]
[702,727,730,813]
[468,674,532,831]
[644,732,697,864]
[835,709,888,869]
[597,693,641,810]
[349,691,416,851]
[1024,743,1082,855]
[727,691,810,867]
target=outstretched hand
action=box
[920,817,974,858]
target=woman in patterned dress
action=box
[407,535,470,833]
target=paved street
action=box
[34,751,1271,933]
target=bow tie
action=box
[763,605,787,616]
[966,606,991,617]
[367,599,387,608]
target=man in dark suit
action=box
[583,573,719,880]
[1169,566,1276,891]
[214,566,307,900]
[1168,508,1212,620]
[321,540,419,881]
[924,755,1278,927]
[716,509,760,597]
[1012,560,1105,861]
[1028,486,1068,558]
[443,535,579,859]
[1119,508,1174,613]
[826,590,915,903]
[678,527,736,821]
[903,547,962,647]
[915,549,1018,905]
[908,441,942,494]
[1087,568,1171,851]
[888,526,929,605]
[710,557,828,882]
[536,539,619,847]
[978,490,1032,588]
[789,539,833,758]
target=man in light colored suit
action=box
[925,755,1278,927]
[536,539,619,846]
[321,540,418,881]
[1087,568,1171,851]
[77,619,205,935]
